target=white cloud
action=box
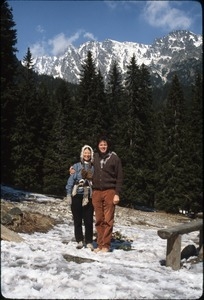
[83,32,97,41]
[30,30,97,57]
[36,25,45,34]
[142,1,192,30]
[67,30,84,44]
[104,0,118,9]
[30,41,47,58]
[48,33,72,56]
[48,30,97,56]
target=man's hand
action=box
[69,166,75,175]
[113,195,120,205]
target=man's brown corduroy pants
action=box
[92,189,115,250]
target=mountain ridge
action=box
[32,30,202,87]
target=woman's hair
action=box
[80,145,94,163]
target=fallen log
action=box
[157,219,203,270]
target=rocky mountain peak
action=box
[32,30,202,87]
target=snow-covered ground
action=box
[1,185,203,299]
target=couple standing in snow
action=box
[65,135,123,253]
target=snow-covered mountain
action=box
[33,30,202,87]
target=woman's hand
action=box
[81,169,87,179]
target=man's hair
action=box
[96,135,112,151]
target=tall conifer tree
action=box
[155,74,188,212]
[122,55,148,204]
[183,73,203,212]
[95,69,108,133]
[11,48,42,191]
[106,60,124,144]
[124,54,141,151]
[43,79,76,195]
[1,0,18,183]
[139,64,156,206]
[77,51,105,145]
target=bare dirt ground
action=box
[1,198,191,235]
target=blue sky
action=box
[8,0,202,60]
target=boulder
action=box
[1,202,57,235]
[181,244,197,260]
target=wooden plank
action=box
[166,234,181,270]
[157,219,203,239]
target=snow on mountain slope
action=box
[32,30,202,86]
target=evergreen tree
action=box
[11,48,42,191]
[183,73,203,212]
[106,60,124,143]
[155,74,188,213]
[43,79,77,195]
[34,76,56,190]
[77,51,106,146]
[1,0,18,183]
[95,70,108,131]
[124,54,141,151]
[0,0,18,88]
[139,63,156,207]
[122,55,149,204]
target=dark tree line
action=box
[1,0,202,213]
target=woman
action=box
[65,145,94,250]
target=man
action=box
[92,135,123,252]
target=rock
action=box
[1,213,13,225]
[198,245,203,260]
[9,207,23,216]
[63,254,97,264]
[8,211,57,234]
[1,201,58,234]
[1,224,24,242]
[181,244,198,260]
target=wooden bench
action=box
[157,219,203,270]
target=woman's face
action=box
[98,140,108,154]
[83,148,91,161]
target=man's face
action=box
[98,141,108,154]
